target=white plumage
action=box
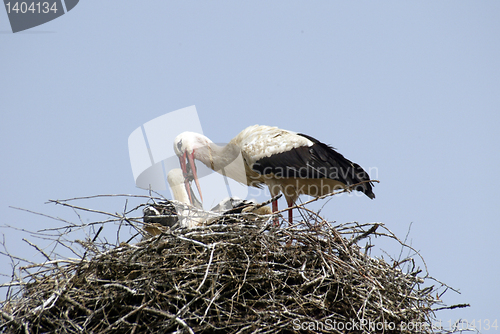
[144,166,272,234]
[167,168,202,210]
[174,125,375,223]
[232,125,313,163]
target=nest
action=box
[1,195,465,333]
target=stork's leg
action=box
[286,198,294,224]
[285,199,295,246]
[272,199,279,226]
[272,199,278,212]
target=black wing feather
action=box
[252,133,375,199]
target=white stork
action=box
[167,168,203,210]
[144,169,271,232]
[174,125,375,223]
[143,169,204,233]
[168,168,271,218]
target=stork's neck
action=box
[192,139,247,185]
[196,142,241,172]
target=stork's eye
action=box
[177,140,183,152]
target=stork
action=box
[143,169,204,233]
[174,125,375,224]
[168,168,271,221]
[167,168,203,211]
[144,168,272,234]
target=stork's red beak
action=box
[179,151,203,204]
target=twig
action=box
[348,223,380,247]
[433,303,470,311]
[196,244,216,293]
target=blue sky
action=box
[1,1,499,329]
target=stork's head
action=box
[173,132,212,204]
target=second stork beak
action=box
[179,151,203,204]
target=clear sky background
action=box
[1,1,499,330]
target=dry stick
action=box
[142,307,195,334]
[252,194,282,210]
[8,206,76,227]
[38,218,122,233]
[22,238,53,263]
[102,300,152,333]
[21,259,81,269]
[130,295,147,334]
[289,204,350,252]
[102,283,138,295]
[49,193,170,220]
[80,226,103,264]
[433,303,470,311]
[60,294,92,316]
[0,251,36,266]
[235,245,251,302]
[175,235,210,249]
[46,200,149,235]
[196,244,216,293]
[0,309,26,332]
[348,223,380,247]
[0,281,25,288]
[31,225,105,318]
[48,193,166,203]
[375,224,431,277]
[48,200,125,220]
[293,205,326,225]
